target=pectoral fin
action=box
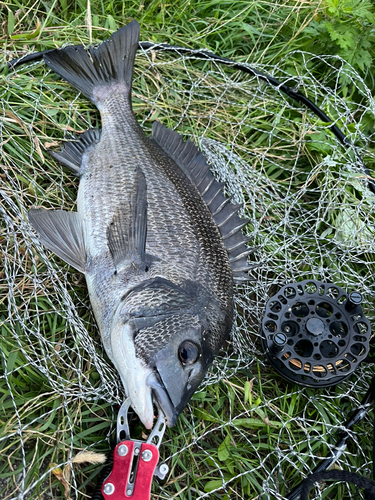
[28,209,86,273]
[107,166,147,270]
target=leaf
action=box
[204,479,223,493]
[191,390,207,401]
[106,15,118,31]
[244,379,253,405]
[218,434,230,462]
[234,417,284,429]
[7,9,15,36]
[348,0,375,23]
[49,464,72,500]
[321,227,333,238]
[74,421,110,439]
[38,398,60,432]
[193,407,220,423]
[11,19,41,40]
[324,0,339,15]
[239,22,257,45]
[324,22,356,50]
[6,351,18,373]
[353,50,372,72]
[306,131,334,154]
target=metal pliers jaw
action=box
[101,399,168,500]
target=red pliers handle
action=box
[101,399,168,500]
[102,440,161,500]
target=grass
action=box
[1,1,375,499]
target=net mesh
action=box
[1,42,375,500]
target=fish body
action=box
[28,21,251,428]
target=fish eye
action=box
[178,341,200,366]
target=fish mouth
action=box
[147,371,178,427]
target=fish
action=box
[28,20,252,429]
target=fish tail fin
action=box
[43,20,140,104]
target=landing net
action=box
[1,40,375,500]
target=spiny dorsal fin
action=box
[48,128,101,176]
[107,166,147,271]
[151,121,210,185]
[151,121,253,280]
[28,209,86,273]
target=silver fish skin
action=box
[28,21,251,428]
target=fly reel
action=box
[261,280,371,387]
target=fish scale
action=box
[28,21,252,428]
[83,96,200,274]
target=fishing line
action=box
[5,42,375,194]
[286,373,375,499]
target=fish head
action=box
[110,278,232,429]
[146,315,215,427]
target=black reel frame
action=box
[261,280,371,387]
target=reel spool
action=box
[261,280,371,387]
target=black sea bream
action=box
[29,21,251,428]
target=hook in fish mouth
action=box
[147,371,178,427]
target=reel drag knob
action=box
[345,291,363,312]
[272,332,287,351]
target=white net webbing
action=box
[1,43,375,499]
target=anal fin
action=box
[48,128,101,176]
[29,209,86,273]
[107,166,147,271]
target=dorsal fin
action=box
[48,128,101,176]
[151,121,254,280]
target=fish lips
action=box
[147,371,178,427]
[148,337,213,427]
